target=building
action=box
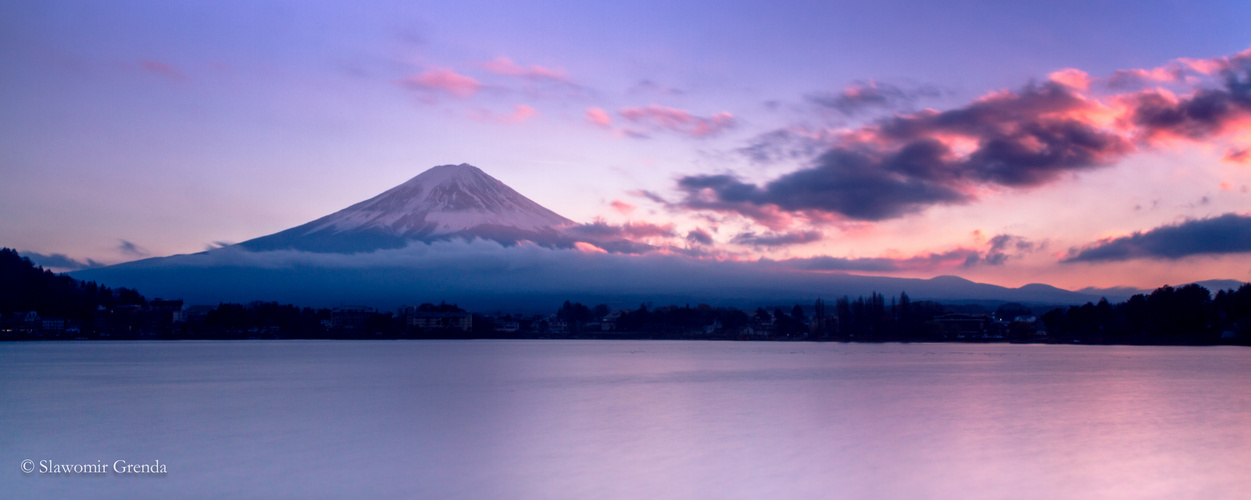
[331,306,376,331]
[934,313,991,339]
[398,306,471,331]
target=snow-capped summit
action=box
[237,164,573,253]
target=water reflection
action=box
[2,341,1248,499]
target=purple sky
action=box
[3,0,1251,290]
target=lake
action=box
[2,340,1249,499]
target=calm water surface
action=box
[2,340,1249,499]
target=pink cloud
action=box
[139,60,188,82]
[573,241,608,254]
[1225,148,1251,165]
[1048,68,1092,91]
[1104,48,1251,88]
[506,104,538,123]
[468,104,540,124]
[479,56,571,83]
[399,68,482,98]
[618,105,737,138]
[610,200,636,215]
[586,107,612,127]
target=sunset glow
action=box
[3,1,1250,291]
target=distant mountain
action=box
[237,164,573,253]
[1078,279,1247,301]
[1193,279,1248,293]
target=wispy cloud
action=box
[966,234,1038,266]
[564,220,676,240]
[781,232,1036,272]
[398,68,482,98]
[469,104,539,123]
[138,59,189,82]
[118,239,150,257]
[585,107,613,127]
[731,230,823,247]
[807,80,943,116]
[782,249,979,273]
[22,251,102,271]
[628,79,684,96]
[479,56,570,83]
[617,105,737,138]
[737,128,836,165]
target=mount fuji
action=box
[71,163,1125,311]
[238,163,573,253]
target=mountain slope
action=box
[237,164,573,253]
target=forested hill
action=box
[0,248,146,320]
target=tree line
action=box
[3,248,1249,344]
[0,248,146,320]
[1041,283,1251,345]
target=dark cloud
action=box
[680,145,969,221]
[1063,213,1251,263]
[23,251,101,270]
[684,55,1251,223]
[1131,70,1251,141]
[964,234,1037,266]
[686,228,714,245]
[118,240,150,257]
[732,230,822,247]
[807,81,943,116]
[682,81,1138,221]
